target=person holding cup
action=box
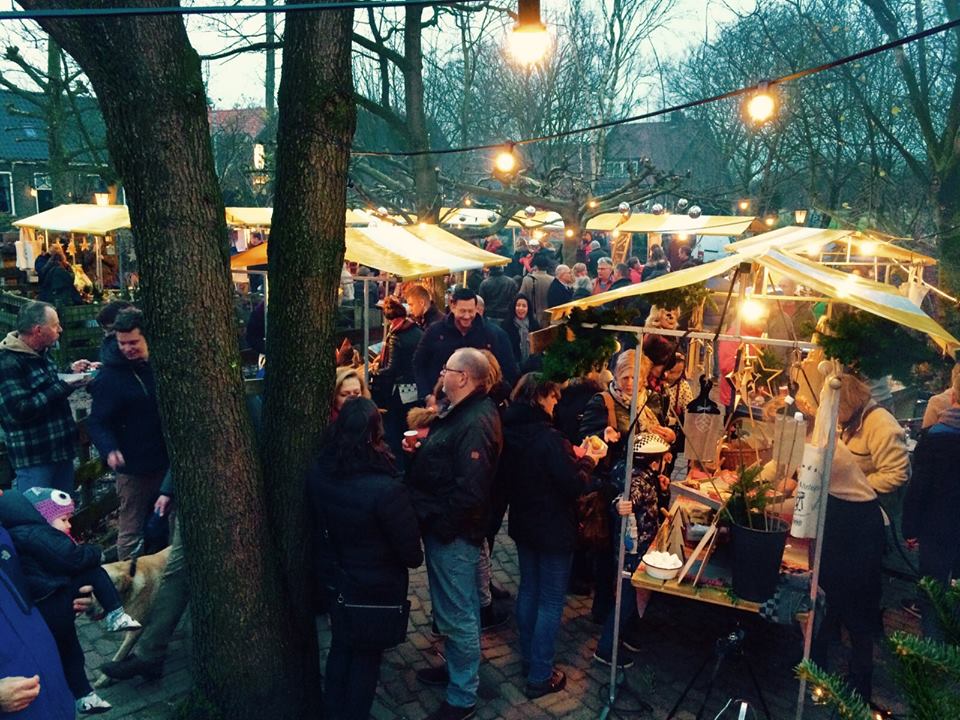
[499,373,606,698]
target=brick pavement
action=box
[79,522,915,719]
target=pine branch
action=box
[889,631,960,680]
[795,660,872,720]
[920,577,960,646]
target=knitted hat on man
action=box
[24,487,74,525]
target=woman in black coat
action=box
[503,294,541,371]
[307,397,423,720]
[502,373,604,699]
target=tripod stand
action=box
[665,627,771,720]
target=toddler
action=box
[10,487,141,714]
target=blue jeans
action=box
[515,544,572,684]
[424,534,481,709]
[15,460,75,495]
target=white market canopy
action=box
[231,223,508,280]
[13,203,132,235]
[725,225,938,266]
[586,212,756,236]
[225,207,374,228]
[548,246,959,354]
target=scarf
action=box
[514,316,531,362]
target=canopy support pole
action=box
[363,277,371,384]
[601,331,651,719]
[794,369,843,720]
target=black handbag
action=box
[318,506,411,651]
[330,593,411,651]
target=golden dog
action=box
[90,546,171,687]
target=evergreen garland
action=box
[541,306,631,382]
[818,310,938,382]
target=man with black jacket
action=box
[477,266,516,325]
[412,288,518,399]
[86,309,168,560]
[406,348,503,720]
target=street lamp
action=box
[507,0,551,66]
[493,145,519,179]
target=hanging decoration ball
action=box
[651,203,665,216]
[688,205,703,219]
[618,202,631,217]
[376,206,388,216]
[677,198,689,210]
[488,213,499,223]
[524,205,537,218]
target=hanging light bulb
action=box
[464,196,473,207]
[587,199,598,209]
[745,82,777,123]
[858,239,878,255]
[740,298,768,324]
[738,199,750,212]
[494,145,518,175]
[507,0,551,66]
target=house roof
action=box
[0,89,106,164]
[209,107,269,141]
[603,117,731,191]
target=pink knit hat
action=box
[25,487,75,525]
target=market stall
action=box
[230,223,509,376]
[547,249,957,719]
[13,203,133,288]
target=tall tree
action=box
[15,1,350,717]
[260,0,355,703]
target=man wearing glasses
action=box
[406,348,503,720]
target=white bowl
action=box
[643,562,680,581]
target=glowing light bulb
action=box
[587,199,598,209]
[746,84,777,123]
[565,229,574,238]
[740,298,767,324]
[507,21,551,66]
[764,215,777,227]
[464,197,472,206]
[858,240,878,255]
[738,199,750,211]
[494,149,517,174]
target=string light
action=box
[764,215,777,227]
[745,82,777,123]
[507,0,551,66]
[738,199,750,212]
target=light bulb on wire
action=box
[745,82,777,123]
[507,0,551,66]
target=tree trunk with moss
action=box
[260,0,356,699]
[18,2,322,717]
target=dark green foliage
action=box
[646,282,711,313]
[798,578,960,720]
[819,310,938,382]
[540,306,632,382]
[720,463,774,529]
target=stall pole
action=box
[362,277,371,384]
[793,370,843,720]
[94,236,103,287]
[601,329,647,719]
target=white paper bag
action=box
[791,443,825,538]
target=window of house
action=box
[0,172,14,215]
[33,173,53,213]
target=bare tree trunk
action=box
[45,39,68,204]
[404,6,439,222]
[18,2,315,717]
[261,0,356,701]
[265,0,276,116]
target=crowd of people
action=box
[0,227,955,720]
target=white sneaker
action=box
[76,691,112,714]
[104,608,142,632]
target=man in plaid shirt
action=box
[0,301,94,494]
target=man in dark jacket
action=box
[0,508,74,720]
[610,263,633,291]
[412,288,518,398]
[0,302,93,494]
[405,285,444,330]
[586,240,606,276]
[406,348,503,720]
[477,266,516,325]
[546,264,574,318]
[86,308,169,560]
[903,371,960,641]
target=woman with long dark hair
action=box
[38,245,81,306]
[307,398,423,720]
[503,294,541,371]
